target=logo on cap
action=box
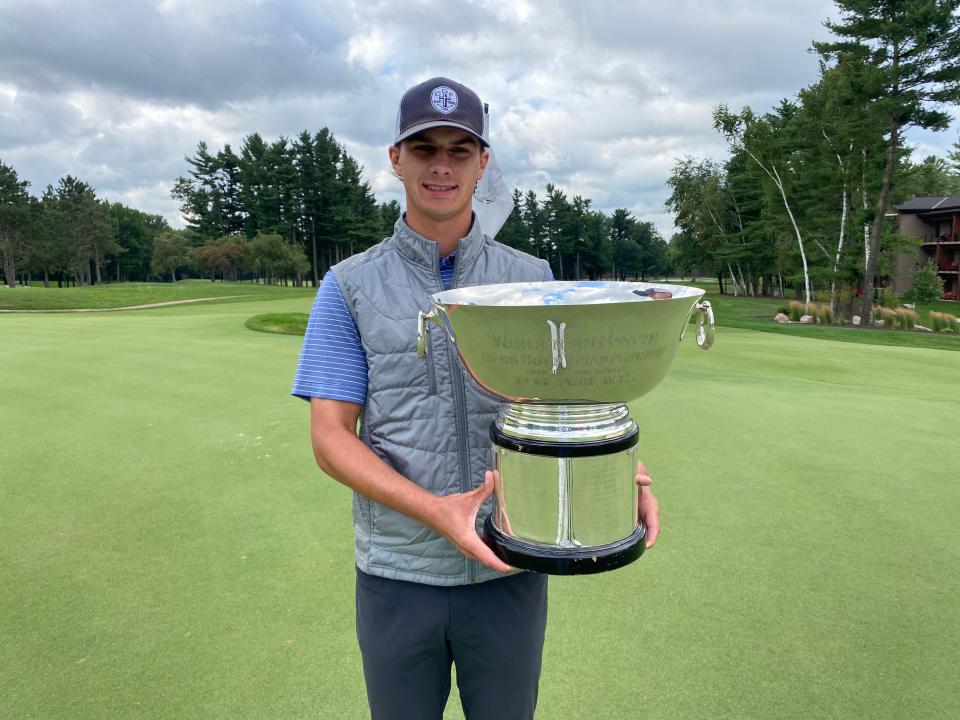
[430,86,459,114]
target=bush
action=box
[876,306,897,328]
[930,311,960,333]
[788,300,805,322]
[879,286,898,309]
[895,307,918,330]
[929,311,947,332]
[815,303,833,324]
[907,260,945,304]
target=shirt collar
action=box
[391,214,484,271]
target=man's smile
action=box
[422,183,458,195]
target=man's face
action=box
[389,128,488,230]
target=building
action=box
[893,196,960,300]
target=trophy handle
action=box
[417,305,456,360]
[695,300,715,349]
[417,308,443,358]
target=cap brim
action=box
[395,120,489,147]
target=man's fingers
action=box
[641,488,660,549]
[462,533,512,573]
[635,461,652,487]
[477,470,498,497]
[644,518,660,549]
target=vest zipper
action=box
[425,325,438,395]
[435,249,477,584]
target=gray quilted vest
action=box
[333,217,551,586]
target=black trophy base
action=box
[483,516,646,575]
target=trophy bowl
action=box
[418,280,714,574]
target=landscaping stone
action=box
[852,315,861,326]
[799,315,814,324]
[774,313,790,323]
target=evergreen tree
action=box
[378,200,402,239]
[522,190,544,258]
[0,160,30,287]
[907,258,945,302]
[814,0,960,322]
[496,189,527,250]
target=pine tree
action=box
[814,0,960,322]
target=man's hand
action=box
[636,461,660,549]
[430,470,512,573]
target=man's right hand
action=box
[429,470,512,574]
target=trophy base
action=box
[484,515,646,575]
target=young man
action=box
[292,77,660,720]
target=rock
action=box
[774,313,790,323]
[852,315,861,326]
[799,315,814,324]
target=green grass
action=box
[244,313,309,335]
[2,300,958,719]
[0,279,315,311]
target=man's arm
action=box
[310,397,512,573]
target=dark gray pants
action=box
[356,568,548,720]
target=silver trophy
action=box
[418,281,715,574]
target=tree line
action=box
[0,168,169,288]
[0,129,404,289]
[170,131,673,284]
[497,185,670,281]
[666,0,960,322]
[170,128,402,286]
[2,132,675,291]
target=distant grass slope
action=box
[0,280,315,311]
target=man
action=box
[292,77,660,720]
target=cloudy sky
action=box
[1,0,958,238]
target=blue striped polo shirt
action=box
[291,253,459,404]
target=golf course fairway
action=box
[1,295,957,719]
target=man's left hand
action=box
[636,461,660,549]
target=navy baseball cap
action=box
[394,77,489,147]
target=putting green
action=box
[1,297,957,719]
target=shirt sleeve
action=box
[290,271,368,405]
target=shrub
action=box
[929,311,946,332]
[815,304,833,324]
[877,306,897,328]
[788,300,805,322]
[880,286,898,309]
[933,311,960,332]
[895,307,918,330]
[907,260,945,304]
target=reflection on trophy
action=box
[418,281,715,575]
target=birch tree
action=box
[714,106,813,302]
